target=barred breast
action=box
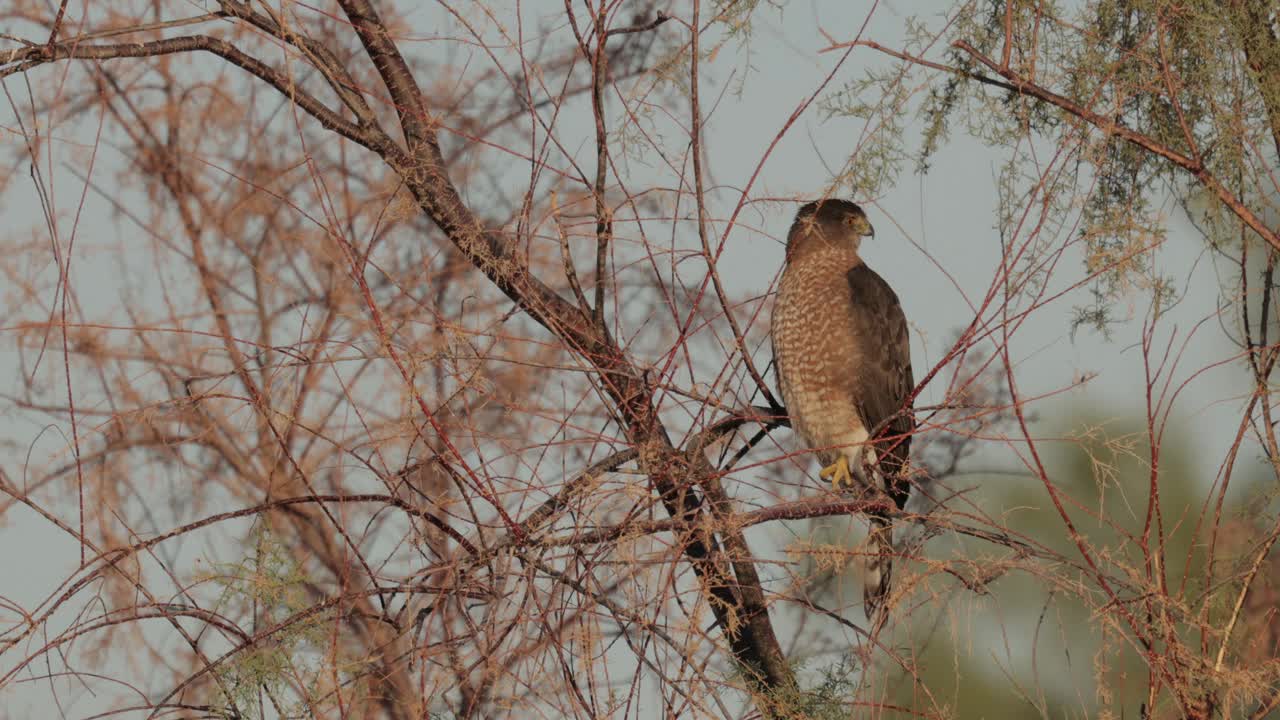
[771,250,868,468]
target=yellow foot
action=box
[819,456,854,490]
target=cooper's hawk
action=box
[770,198,915,616]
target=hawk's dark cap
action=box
[795,198,867,224]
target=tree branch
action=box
[336,0,797,702]
[0,34,393,154]
[951,40,1280,251]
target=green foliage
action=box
[202,524,326,720]
[821,68,914,199]
[744,656,863,720]
[838,0,1280,328]
[709,0,785,42]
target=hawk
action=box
[770,198,915,616]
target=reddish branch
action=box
[0,0,798,708]
[334,0,795,697]
[2,5,802,714]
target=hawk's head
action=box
[786,198,875,260]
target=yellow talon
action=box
[819,456,853,490]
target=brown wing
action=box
[846,263,915,508]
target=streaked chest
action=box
[771,256,863,445]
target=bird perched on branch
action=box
[770,198,915,616]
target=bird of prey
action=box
[770,198,915,615]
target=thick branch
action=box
[0,34,393,154]
[335,0,434,150]
[217,0,381,130]
[335,0,796,700]
[6,6,799,707]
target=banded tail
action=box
[861,510,895,616]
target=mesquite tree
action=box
[2,2,1279,719]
